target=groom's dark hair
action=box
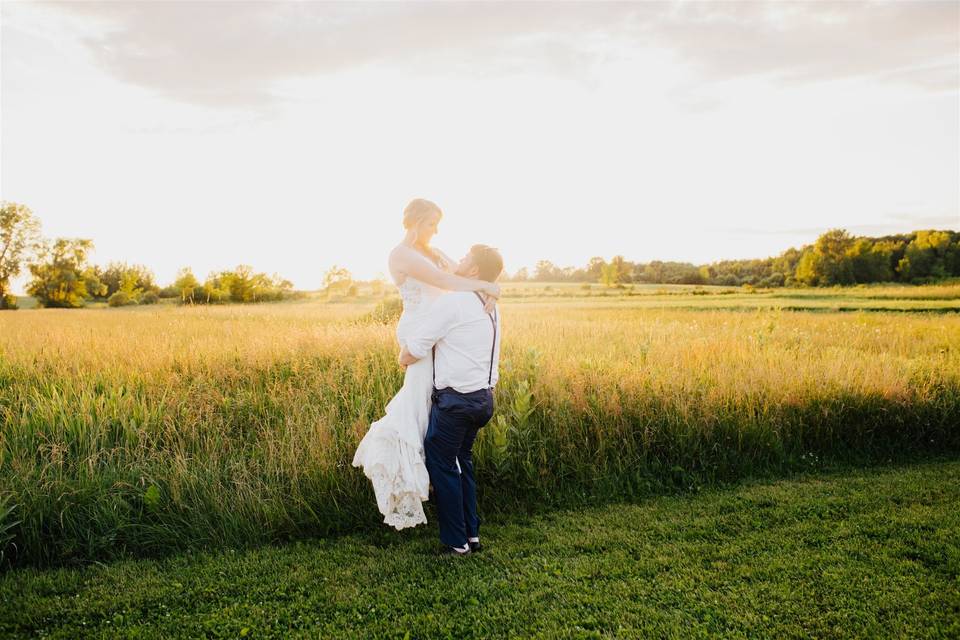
[469,245,503,282]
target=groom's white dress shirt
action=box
[405,292,501,394]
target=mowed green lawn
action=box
[3,459,957,639]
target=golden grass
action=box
[1,298,958,565]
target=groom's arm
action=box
[401,296,461,365]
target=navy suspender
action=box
[431,294,498,389]
[472,293,498,387]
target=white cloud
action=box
[21,0,960,108]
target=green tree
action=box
[813,229,855,285]
[902,230,952,281]
[26,238,97,308]
[323,265,353,293]
[198,270,230,303]
[225,264,257,302]
[846,238,892,283]
[794,250,822,286]
[641,261,665,283]
[611,255,629,284]
[533,260,558,282]
[119,270,144,299]
[600,262,620,287]
[173,268,200,303]
[0,202,42,309]
[94,262,157,299]
[772,247,804,281]
[84,269,108,299]
[947,236,960,276]
[794,229,856,285]
[586,257,606,281]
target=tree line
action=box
[505,228,960,287]
[0,203,295,309]
[2,201,957,310]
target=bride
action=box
[351,198,500,529]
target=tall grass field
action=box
[1,284,959,567]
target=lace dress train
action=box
[351,355,433,529]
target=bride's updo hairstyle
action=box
[403,198,442,241]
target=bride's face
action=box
[417,212,441,245]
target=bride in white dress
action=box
[352,199,500,530]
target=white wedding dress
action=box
[351,260,445,529]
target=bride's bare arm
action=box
[398,345,419,367]
[434,248,457,274]
[390,246,500,298]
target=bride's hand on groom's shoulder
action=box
[480,283,500,313]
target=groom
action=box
[399,244,504,557]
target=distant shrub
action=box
[158,286,179,299]
[186,266,294,304]
[0,294,17,310]
[370,279,387,297]
[347,284,358,297]
[140,291,159,305]
[108,291,136,307]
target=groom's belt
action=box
[432,386,492,399]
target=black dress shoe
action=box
[438,545,471,558]
[468,540,483,553]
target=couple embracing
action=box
[352,198,503,557]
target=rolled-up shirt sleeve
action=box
[405,295,460,360]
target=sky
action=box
[2,0,958,291]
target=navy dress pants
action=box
[424,386,495,548]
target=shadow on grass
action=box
[9,448,957,574]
